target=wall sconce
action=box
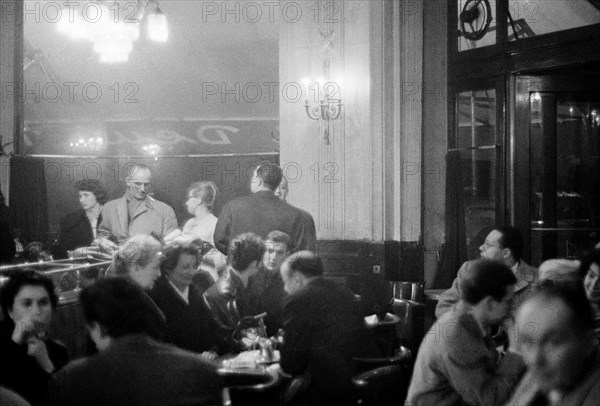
[301,77,343,121]
[143,143,160,161]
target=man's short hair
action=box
[255,162,283,191]
[285,251,323,278]
[462,260,517,304]
[227,233,265,272]
[125,163,151,181]
[80,277,163,339]
[266,230,292,248]
[75,179,108,205]
[495,226,523,262]
[524,283,593,334]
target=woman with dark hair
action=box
[0,270,69,405]
[54,179,108,258]
[149,241,226,357]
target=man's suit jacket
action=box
[435,260,538,319]
[280,277,379,406]
[213,190,316,254]
[203,267,257,334]
[149,276,225,354]
[98,195,177,244]
[506,348,600,406]
[47,334,221,406]
[405,303,525,406]
[54,209,100,258]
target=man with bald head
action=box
[507,284,600,405]
[214,162,316,255]
[96,164,177,246]
[279,251,378,406]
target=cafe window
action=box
[458,0,497,51]
[507,0,600,41]
[451,89,500,259]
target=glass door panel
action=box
[529,93,600,263]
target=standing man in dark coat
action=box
[47,278,221,406]
[279,251,379,406]
[213,162,316,255]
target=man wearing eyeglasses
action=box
[95,164,178,247]
[435,226,538,323]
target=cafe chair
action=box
[353,345,412,374]
[352,364,411,406]
[223,368,283,406]
[364,312,401,357]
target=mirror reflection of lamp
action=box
[142,143,160,161]
[54,0,168,64]
[147,1,168,43]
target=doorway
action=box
[514,73,600,265]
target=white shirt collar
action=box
[168,280,189,304]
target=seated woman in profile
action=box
[149,241,227,358]
[53,179,107,259]
[0,270,69,406]
[165,181,226,292]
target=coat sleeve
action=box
[435,261,468,319]
[296,211,317,252]
[280,297,311,375]
[442,317,526,406]
[96,205,114,241]
[162,205,179,237]
[213,203,232,255]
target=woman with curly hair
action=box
[54,179,108,258]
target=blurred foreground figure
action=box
[47,278,221,406]
[506,284,600,406]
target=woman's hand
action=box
[26,336,55,373]
[11,316,36,345]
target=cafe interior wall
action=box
[0,0,450,290]
[279,0,430,288]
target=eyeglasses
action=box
[481,241,501,249]
[132,182,151,187]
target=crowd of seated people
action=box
[5,162,600,405]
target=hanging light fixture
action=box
[147,1,168,43]
[55,1,168,64]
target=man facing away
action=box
[435,226,538,320]
[213,162,316,255]
[506,283,600,406]
[279,251,379,406]
[47,277,221,406]
[406,259,525,406]
[95,163,178,247]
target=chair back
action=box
[224,368,282,406]
[352,364,410,406]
